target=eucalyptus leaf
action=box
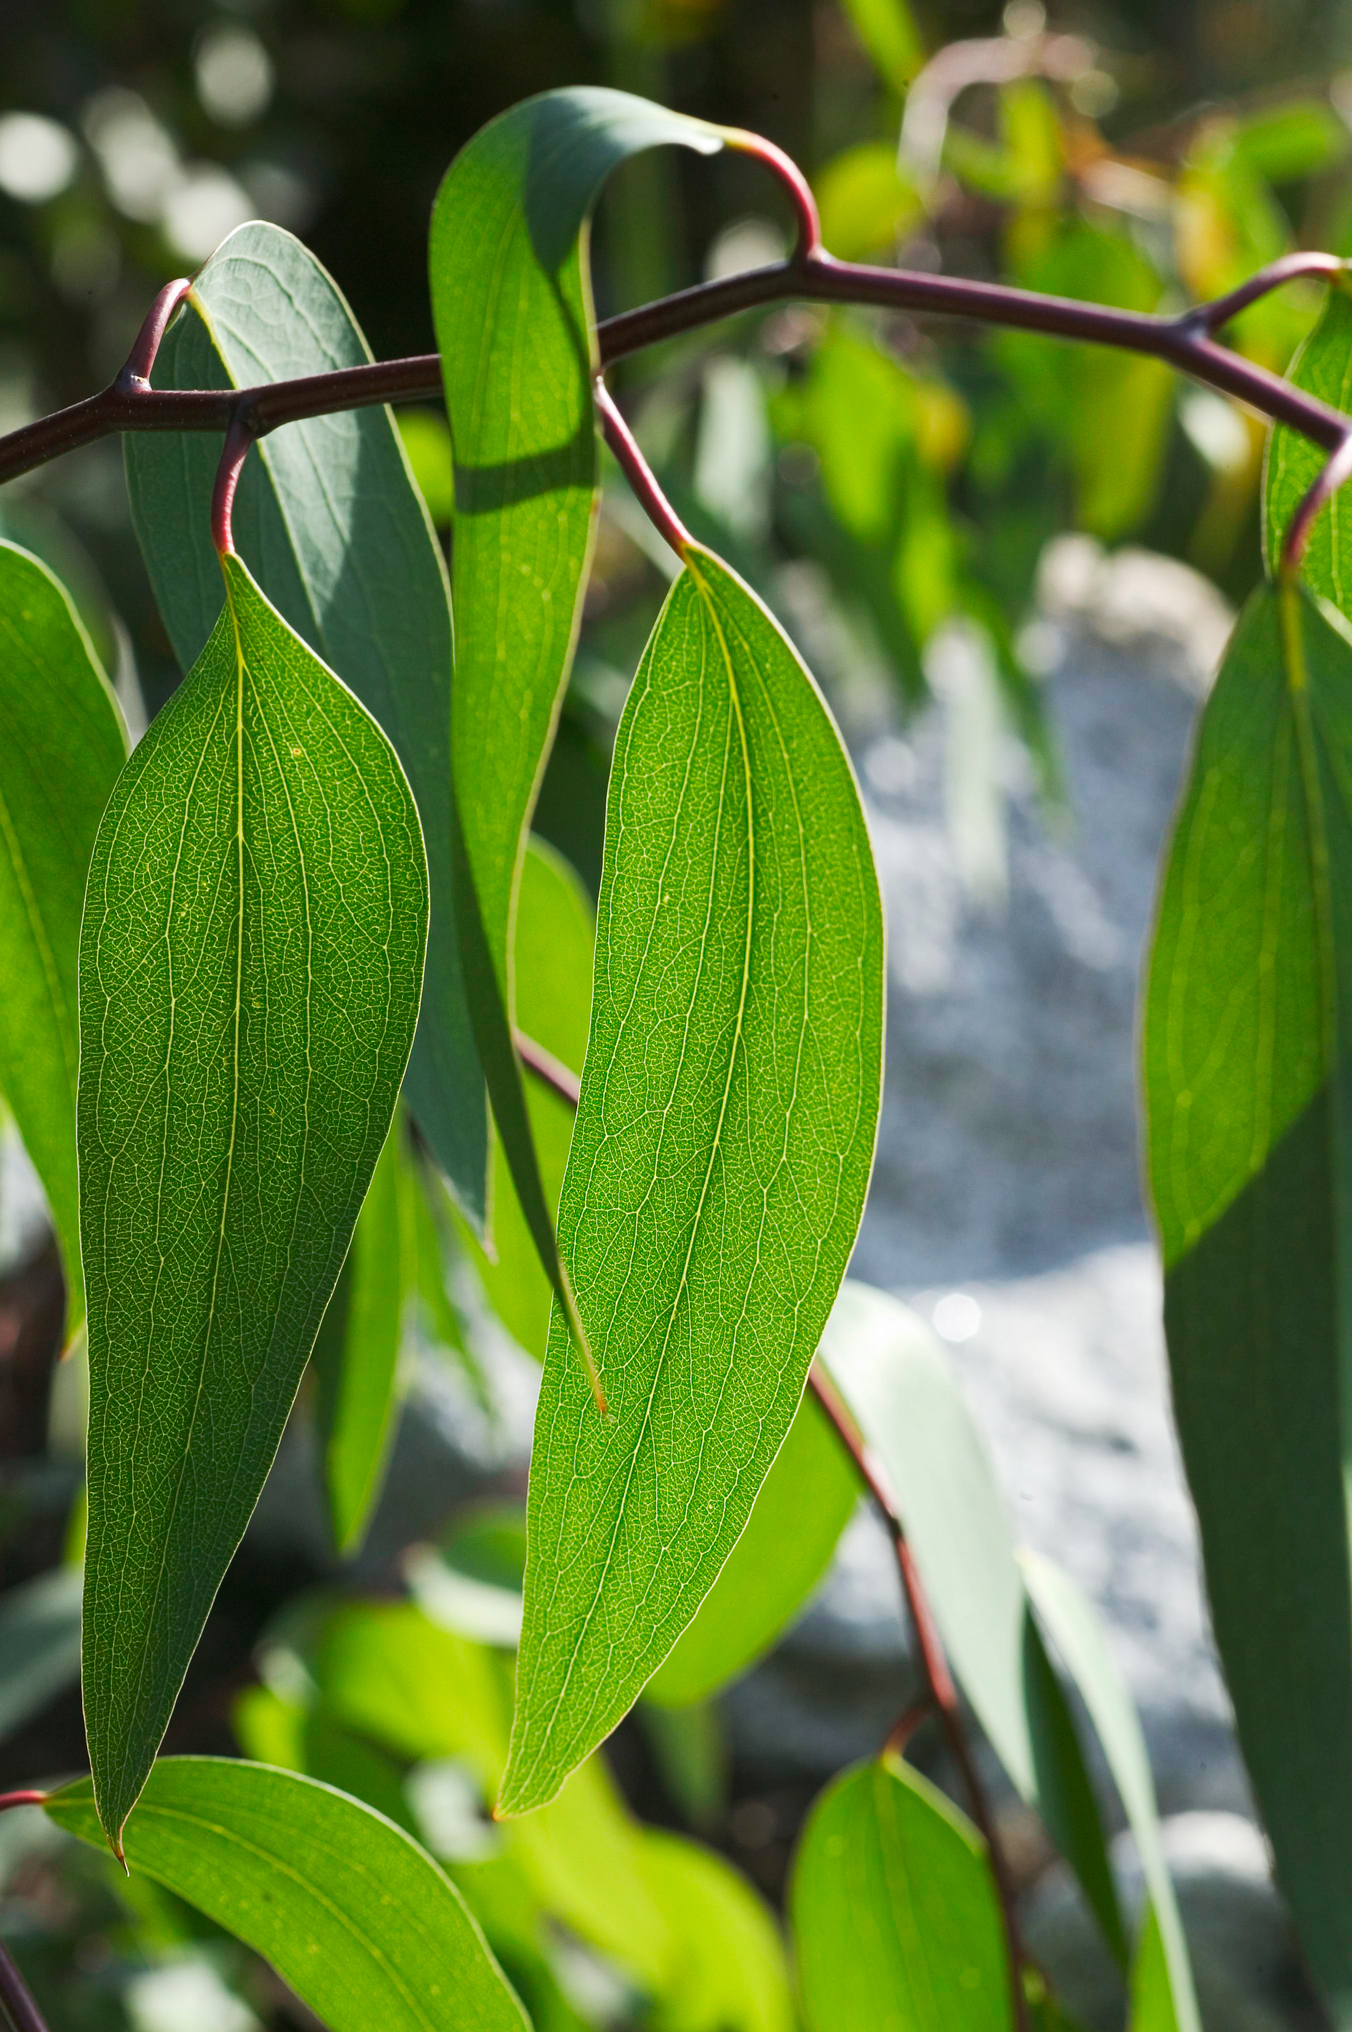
[0,541,126,1331]
[1264,276,1352,596]
[791,1755,1011,2031]
[1142,578,1352,2008]
[501,547,883,1815]
[642,1829,794,2032]
[124,221,485,1225]
[45,1757,528,2032]
[1129,1906,1181,2032]
[428,88,723,1322]
[78,553,428,1849]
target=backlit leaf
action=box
[0,542,126,1332]
[428,88,723,1321]
[501,546,883,1815]
[642,1829,794,2032]
[791,1755,1010,2031]
[1264,276,1352,593]
[1142,578,1352,2010]
[45,1757,527,2032]
[124,221,484,1224]
[78,553,428,1848]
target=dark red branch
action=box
[211,411,257,557]
[594,377,692,558]
[0,1792,48,1815]
[0,1937,49,2032]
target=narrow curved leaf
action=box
[45,1757,527,2032]
[312,1109,413,1557]
[1263,274,1352,591]
[124,221,484,1224]
[641,1828,794,2032]
[1142,578,1352,2010]
[790,1755,1011,2031]
[820,1281,1133,1978]
[79,553,428,1848]
[645,1386,861,1707]
[0,542,125,1331]
[501,546,883,1815]
[428,88,723,1315]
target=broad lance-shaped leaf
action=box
[124,221,485,1226]
[1264,273,1352,596]
[500,545,883,1814]
[79,552,428,1850]
[0,542,126,1332]
[429,89,723,1323]
[45,1758,527,2032]
[791,1755,1011,2032]
[1143,577,1352,2008]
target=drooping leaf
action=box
[820,1281,1131,1975]
[791,1755,1011,2031]
[0,542,126,1332]
[645,1386,861,1707]
[78,553,428,1849]
[45,1757,528,2032]
[642,1829,794,2032]
[312,1110,414,1556]
[428,88,723,1320]
[124,221,485,1225]
[1264,276,1352,593]
[0,1563,83,1743]
[1142,578,1352,2011]
[501,547,883,1815]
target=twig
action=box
[594,378,692,559]
[210,411,257,557]
[0,1794,47,1815]
[1281,429,1352,577]
[808,1359,1030,2030]
[514,1029,581,1109]
[0,1938,49,2032]
[2,245,1352,491]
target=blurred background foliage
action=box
[2,0,1352,2021]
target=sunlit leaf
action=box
[428,88,723,1321]
[123,221,484,1225]
[815,143,923,262]
[0,542,126,1332]
[791,1755,1011,2030]
[642,1829,794,2032]
[1264,275,1352,591]
[839,0,926,89]
[78,554,428,1849]
[1142,577,1352,2009]
[46,1757,527,2032]
[501,547,883,1814]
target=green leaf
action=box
[820,1281,1130,1974]
[124,221,485,1226]
[312,1111,412,1557]
[1142,578,1352,2010]
[0,542,126,1331]
[45,1757,528,2032]
[1264,277,1352,591]
[1129,1905,1181,2031]
[458,838,594,1361]
[646,1386,861,1706]
[791,1755,1011,2030]
[839,0,926,89]
[78,553,428,1850]
[1019,1552,1198,2030]
[0,1563,83,1743]
[501,546,883,1814]
[815,144,923,263]
[642,1829,794,2032]
[428,89,723,1335]
[1232,100,1349,185]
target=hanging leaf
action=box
[0,541,126,1333]
[45,1757,527,2032]
[124,221,485,1226]
[645,1387,861,1707]
[791,1755,1011,2031]
[312,1109,415,1557]
[501,546,883,1815]
[1142,577,1352,2010]
[428,88,723,1322]
[78,553,428,1850]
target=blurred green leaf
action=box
[232,1681,305,1771]
[429,88,722,1332]
[502,548,883,1815]
[638,1700,727,1828]
[46,1757,528,2032]
[646,1387,860,1706]
[397,409,457,528]
[839,0,926,90]
[791,1755,1011,2030]
[1231,99,1349,185]
[1142,578,1352,2012]
[1129,1904,1182,2030]
[0,542,126,1334]
[643,1830,793,2032]
[815,143,923,262]
[78,555,427,1850]
[319,1599,509,1794]
[1264,276,1352,589]
[0,1563,82,1743]
[124,220,484,1227]
[312,1111,412,1557]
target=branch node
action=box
[720,128,823,265]
[113,277,193,397]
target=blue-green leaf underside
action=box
[0,541,126,1331]
[501,545,883,1814]
[124,220,485,1225]
[46,1757,528,2032]
[78,552,428,1848]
